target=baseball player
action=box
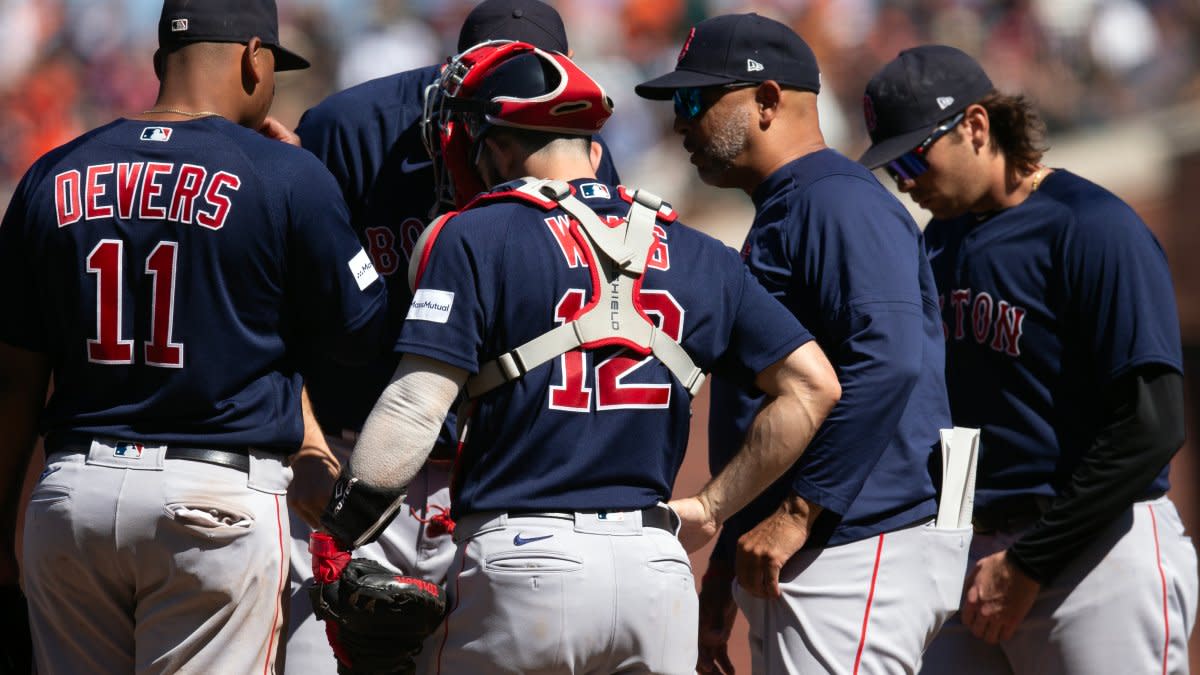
[0,1,386,673]
[638,15,971,674]
[277,2,623,672]
[307,39,844,674]
[859,45,1198,674]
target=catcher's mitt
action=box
[308,533,446,675]
[0,585,32,675]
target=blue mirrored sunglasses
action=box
[884,112,966,182]
[673,83,757,120]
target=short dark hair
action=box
[486,125,591,157]
[979,91,1049,175]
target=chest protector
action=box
[409,178,706,401]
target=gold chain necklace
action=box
[141,108,221,118]
[1030,166,1051,192]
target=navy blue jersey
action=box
[0,117,386,452]
[924,170,1181,506]
[398,179,812,515]
[710,149,950,549]
[295,65,621,434]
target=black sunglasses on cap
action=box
[884,112,965,182]
[672,82,758,120]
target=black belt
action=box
[506,506,677,533]
[45,432,251,473]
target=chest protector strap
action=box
[465,178,705,400]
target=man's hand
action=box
[288,445,341,529]
[697,559,737,675]
[960,550,1041,643]
[667,495,718,553]
[258,116,301,146]
[736,495,821,598]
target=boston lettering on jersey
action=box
[54,162,241,229]
[940,288,1027,356]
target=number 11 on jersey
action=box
[86,239,184,368]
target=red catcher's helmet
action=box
[422,40,614,208]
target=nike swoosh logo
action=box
[400,156,433,173]
[513,533,554,546]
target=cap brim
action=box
[858,126,934,169]
[634,69,742,100]
[271,45,310,72]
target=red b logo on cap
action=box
[862,95,878,133]
[677,27,696,64]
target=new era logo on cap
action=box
[747,58,764,72]
[937,96,955,110]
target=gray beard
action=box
[700,107,751,174]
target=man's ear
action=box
[242,36,266,90]
[964,103,990,151]
[589,140,603,173]
[152,48,165,81]
[754,80,784,125]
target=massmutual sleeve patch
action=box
[348,248,380,291]
[407,288,455,323]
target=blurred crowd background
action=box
[5,1,1200,669]
[3,0,1200,204]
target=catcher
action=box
[307,39,841,674]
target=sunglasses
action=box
[673,83,757,120]
[884,112,965,182]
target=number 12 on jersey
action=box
[549,288,684,412]
[87,238,184,368]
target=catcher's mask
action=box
[422,40,613,209]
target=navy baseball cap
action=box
[635,13,820,100]
[158,0,310,71]
[858,45,993,169]
[457,0,568,54]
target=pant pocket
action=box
[485,550,584,573]
[164,502,256,541]
[924,525,973,614]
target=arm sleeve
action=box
[284,157,387,365]
[1008,366,1185,583]
[778,180,927,516]
[395,213,495,373]
[1062,203,1182,379]
[789,304,923,514]
[348,354,467,490]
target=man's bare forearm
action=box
[699,340,839,526]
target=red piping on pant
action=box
[853,533,886,675]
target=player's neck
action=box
[140,76,236,123]
[517,154,597,184]
[744,127,826,196]
[972,158,1045,214]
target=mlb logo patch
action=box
[171,18,188,32]
[141,127,173,142]
[114,442,145,459]
[580,183,610,200]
